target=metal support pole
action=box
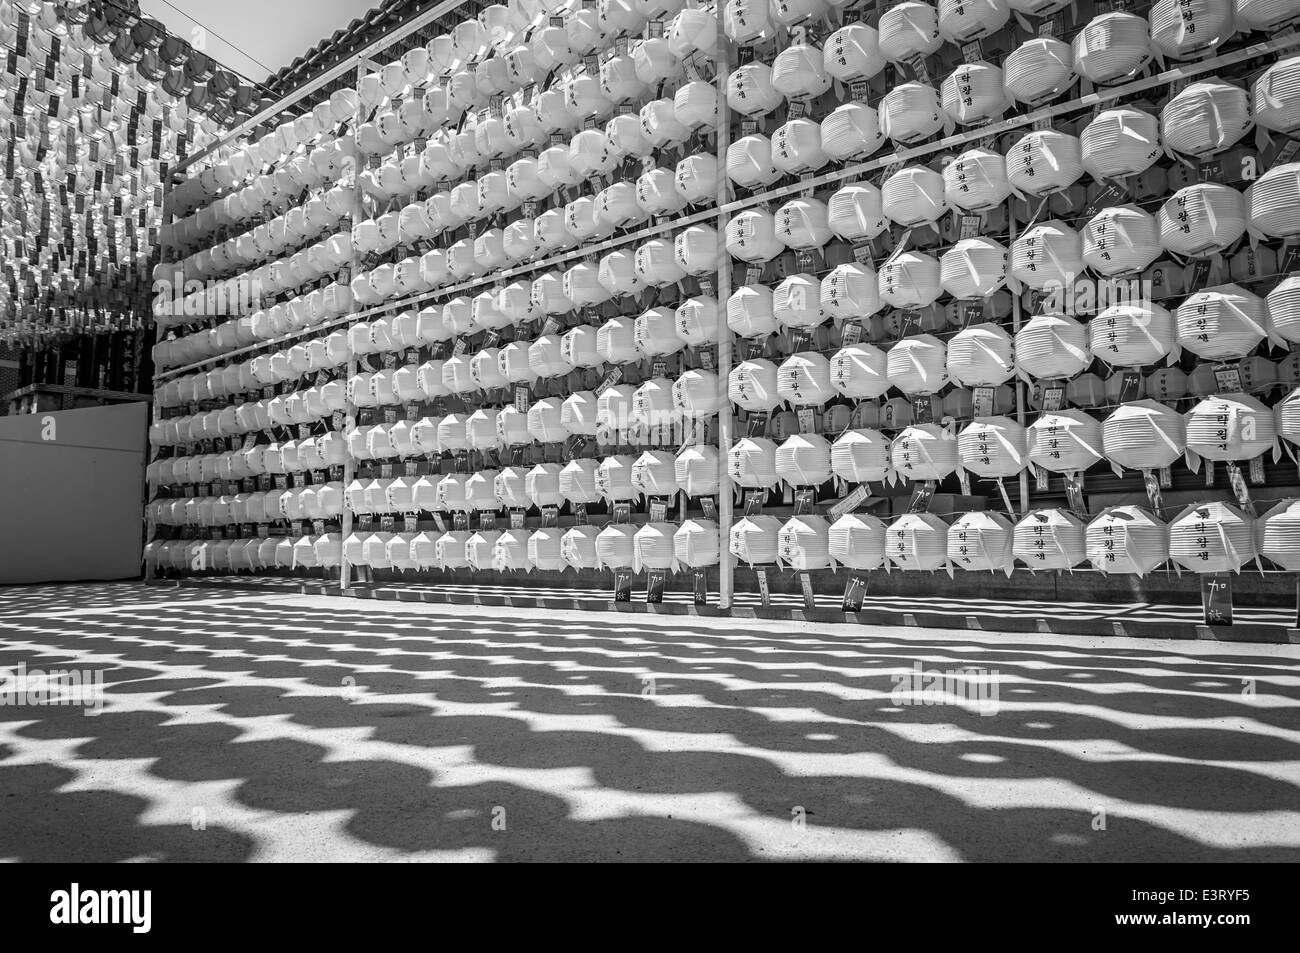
[339,62,367,591]
[1007,201,1030,515]
[715,12,734,610]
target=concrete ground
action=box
[0,582,1298,862]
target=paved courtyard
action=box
[0,582,1297,862]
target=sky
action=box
[139,0,380,86]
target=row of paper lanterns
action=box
[723,2,1296,69]
[149,494,1300,578]
[149,387,1300,506]
[154,158,1300,371]
[147,515,720,575]
[733,498,1295,576]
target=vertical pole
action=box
[1007,200,1030,515]
[715,11,734,609]
[340,63,367,590]
[144,166,173,585]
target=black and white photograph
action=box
[0,0,1297,928]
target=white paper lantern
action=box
[1088,303,1177,368]
[730,514,783,564]
[886,512,950,571]
[831,428,893,483]
[879,82,945,145]
[1175,284,1269,360]
[1028,409,1104,473]
[943,148,1012,212]
[1168,501,1257,573]
[958,416,1027,478]
[1013,509,1086,570]
[821,102,884,162]
[1185,393,1277,462]
[1072,12,1153,84]
[1004,37,1075,105]
[891,424,958,481]
[1247,162,1300,238]
[887,334,949,395]
[1161,80,1252,158]
[1150,0,1235,60]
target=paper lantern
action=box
[598,316,640,365]
[1255,498,1300,570]
[673,370,724,419]
[1102,400,1187,473]
[831,428,893,483]
[879,251,942,309]
[774,197,832,250]
[1161,80,1252,158]
[1150,0,1235,59]
[946,511,1014,574]
[728,437,779,488]
[726,61,783,118]
[1081,204,1163,276]
[1175,285,1269,360]
[730,515,783,565]
[886,513,949,571]
[878,2,943,61]
[1004,37,1075,105]
[561,325,603,369]
[1086,506,1170,576]
[560,459,601,506]
[827,184,888,242]
[675,519,720,567]
[525,463,564,507]
[632,523,677,572]
[775,434,832,486]
[778,352,835,407]
[827,513,887,569]
[1088,303,1177,367]
[943,148,1012,212]
[625,450,675,498]
[891,424,958,481]
[677,445,721,497]
[1185,393,1277,462]
[529,335,575,379]
[726,209,784,263]
[527,527,566,571]
[881,166,948,226]
[775,515,831,570]
[941,61,1008,126]
[494,467,531,509]
[1072,12,1153,84]
[1157,183,1247,258]
[1247,162,1300,238]
[821,263,883,322]
[1013,509,1086,570]
[879,82,945,145]
[773,273,825,329]
[632,377,679,430]
[1006,130,1084,196]
[1168,501,1257,573]
[1010,219,1083,290]
[528,398,570,444]
[560,524,602,570]
[887,334,948,395]
[830,344,889,400]
[821,102,884,162]
[1254,54,1300,134]
[561,391,601,437]
[492,528,533,572]
[726,134,782,189]
[957,417,1027,478]
[1028,409,1103,473]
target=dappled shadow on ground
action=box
[0,586,1298,861]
